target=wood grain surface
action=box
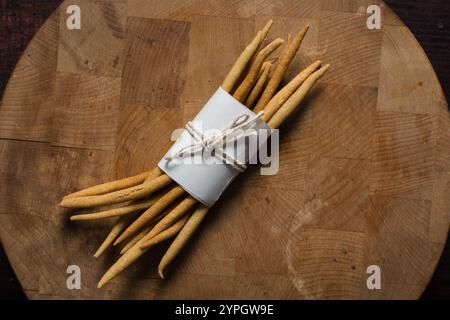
[0,0,449,299]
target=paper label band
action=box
[158,88,271,207]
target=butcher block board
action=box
[0,0,449,300]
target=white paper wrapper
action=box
[158,87,271,207]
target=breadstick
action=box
[158,205,209,279]
[221,20,273,92]
[63,168,162,199]
[119,225,152,255]
[70,196,159,221]
[261,60,321,122]
[143,167,162,183]
[139,196,197,247]
[259,19,274,46]
[254,26,309,112]
[140,214,190,249]
[113,186,185,245]
[268,64,330,129]
[233,38,284,102]
[59,174,172,208]
[97,214,191,288]
[120,213,165,254]
[93,213,138,258]
[247,22,277,69]
[245,61,272,108]
[265,57,279,65]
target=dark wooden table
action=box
[0,0,449,300]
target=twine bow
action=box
[165,111,265,172]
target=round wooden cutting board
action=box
[0,0,449,299]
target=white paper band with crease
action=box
[158,87,271,207]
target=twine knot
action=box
[165,111,265,172]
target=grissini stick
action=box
[245,61,272,108]
[268,64,330,129]
[97,213,191,288]
[233,38,284,102]
[93,213,138,258]
[252,20,276,59]
[70,196,160,221]
[158,205,209,279]
[64,168,162,199]
[120,213,165,254]
[139,196,197,248]
[254,26,309,112]
[119,224,153,255]
[60,174,172,208]
[261,60,321,122]
[221,20,273,92]
[113,186,186,245]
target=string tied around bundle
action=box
[165,111,265,172]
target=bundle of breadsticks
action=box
[60,20,330,288]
